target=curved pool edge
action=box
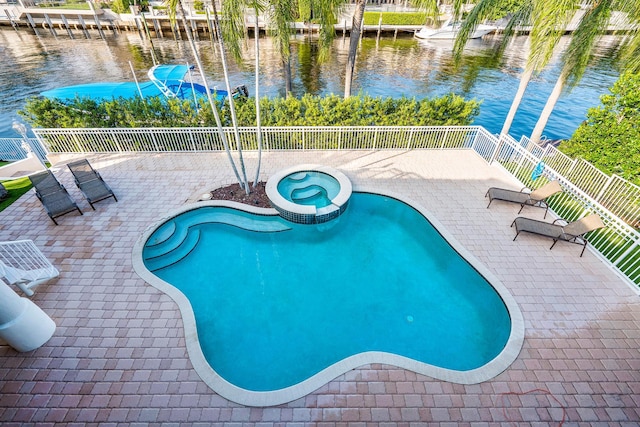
[132,191,525,407]
[266,164,353,224]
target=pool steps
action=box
[146,229,201,272]
[290,185,326,204]
[143,208,291,271]
[145,220,177,247]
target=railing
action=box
[0,137,47,162]
[0,137,49,163]
[29,125,640,289]
[32,126,486,152]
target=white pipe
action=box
[0,282,56,352]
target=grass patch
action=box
[38,1,90,9]
[0,177,33,212]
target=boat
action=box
[40,64,249,103]
[414,20,497,40]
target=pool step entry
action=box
[146,229,201,272]
[291,186,326,205]
[143,207,291,271]
[144,208,290,259]
[145,220,177,248]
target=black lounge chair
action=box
[28,170,83,225]
[511,213,605,257]
[485,180,562,218]
[67,159,117,209]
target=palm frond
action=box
[221,0,248,62]
[409,0,439,22]
[562,0,613,89]
[163,0,179,23]
[453,0,527,62]
[527,0,576,72]
[267,0,296,60]
[312,0,341,62]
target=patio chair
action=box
[67,159,117,209]
[485,180,562,218]
[0,239,60,296]
[28,170,83,225]
[511,213,605,257]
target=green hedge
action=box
[20,93,480,128]
[363,12,428,26]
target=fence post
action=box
[372,127,378,150]
[612,239,639,268]
[513,147,527,181]
[188,128,197,152]
[488,133,503,165]
[594,175,615,204]
[109,129,124,152]
[407,127,415,150]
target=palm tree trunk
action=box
[530,70,567,145]
[209,1,250,194]
[178,2,244,187]
[344,0,366,99]
[284,57,292,96]
[253,9,262,189]
[500,66,534,136]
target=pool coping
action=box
[131,188,525,407]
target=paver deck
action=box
[1,150,639,426]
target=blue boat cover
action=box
[148,64,191,82]
[39,64,234,103]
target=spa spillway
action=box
[266,165,352,224]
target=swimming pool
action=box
[133,190,524,406]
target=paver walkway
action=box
[1,150,639,426]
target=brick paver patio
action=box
[1,150,639,426]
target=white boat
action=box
[414,20,497,40]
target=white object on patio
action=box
[0,281,56,352]
[0,239,59,296]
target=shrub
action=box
[109,0,130,13]
[20,93,480,129]
[559,72,640,185]
[363,12,429,26]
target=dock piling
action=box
[60,14,74,38]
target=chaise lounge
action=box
[28,170,83,225]
[511,213,606,257]
[67,159,118,209]
[486,180,562,218]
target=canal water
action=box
[0,28,621,140]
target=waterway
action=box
[0,28,621,140]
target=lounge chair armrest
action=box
[552,218,568,225]
[519,187,532,193]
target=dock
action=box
[1,2,635,40]
[0,3,427,40]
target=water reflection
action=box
[0,28,620,140]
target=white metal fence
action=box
[32,126,487,152]
[0,137,48,162]
[28,125,640,288]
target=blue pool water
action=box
[277,171,341,208]
[142,193,512,392]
